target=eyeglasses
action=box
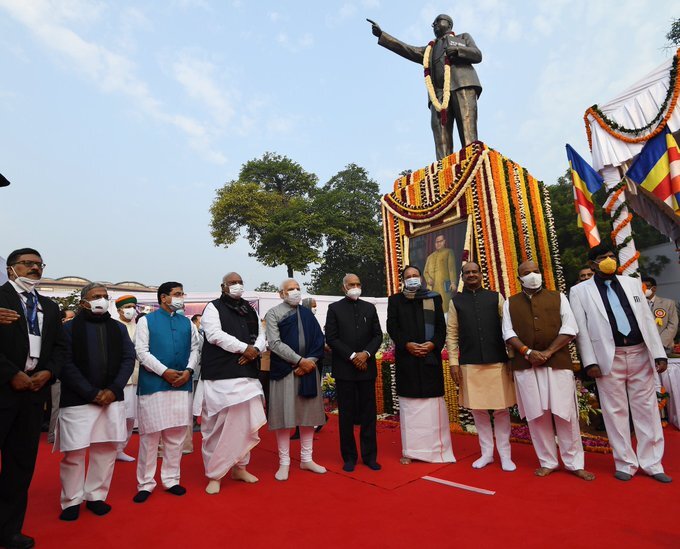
[12,261,46,269]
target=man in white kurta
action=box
[114,295,139,462]
[503,261,594,481]
[195,272,267,494]
[570,245,671,483]
[57,284,135,521]
[134,282,200,502]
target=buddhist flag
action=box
[626,126,680,215]
[566,144,603,247]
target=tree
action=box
[547,170,666,285]
[210,152,324,278]
[666,18,680,48]
[50,290,81,312]
[308,164,387,296]
[254,281,279,292]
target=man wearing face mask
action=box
[0,248,64,549]
[194,272,266,494]
[387,265,454,464]
[641,276,678,354]
[325,274,383,472]
[503,260,594,481]
[570,245,671,483]
[133,282,201,502]
[57,283,135,521]
[113,295,140,462]
[265,279,327,481]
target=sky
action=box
[0,0,676,293]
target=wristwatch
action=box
[186,368,195,376]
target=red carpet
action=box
[20,417,680,548]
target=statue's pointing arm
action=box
[375,28,426,65]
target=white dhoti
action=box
[398,396,455,463]
[136,390,192,492]
[198,379,266,480]
[596,344,665,476]
[514,368,584,471]
[119,384,138,454]
[56,401,126,508]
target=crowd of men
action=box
[0,244,676,549]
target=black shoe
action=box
[342,461,356,472]
[133,490,152,503]
[365,461,382,471]
[166,484,187,496]
[290,427,300,440]
[3,533,35,549]
[85,500,111,516]
[614,471,633,481]
[59,504,80,521]
[651,473,672,483]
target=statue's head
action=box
[432,14,453,37]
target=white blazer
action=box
[569,275,666,376]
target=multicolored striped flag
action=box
[566,144,603,247]
[626,126,680,215]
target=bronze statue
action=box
[368,15,482,160]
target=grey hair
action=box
[80,282,107,300]
[222,272,239,284]
[279,278,298,291]
[342,273,359,287]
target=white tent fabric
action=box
[587,54,680,172]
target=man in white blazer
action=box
[569,244,671,483]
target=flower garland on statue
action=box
[423,35,453,127]
[584,48,680,149]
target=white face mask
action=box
[644,289,653,299]
[228,283,244,299]
[520,272,542,290]
[284,289,302,306]
[346,287,362,300]
[404,277,421,291]
[169,297,184,311]
[89,298,109,315]
[122,307,136,321]
[11,267,41,293]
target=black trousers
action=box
[0,395,45,541]
[336,379,377,464]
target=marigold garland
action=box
[611,213,633,240]
[585,48,680,149]
[423,36,452,126]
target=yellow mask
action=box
[598,257,617,275]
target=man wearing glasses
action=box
[0,248,64,549]
[133,282,200,503]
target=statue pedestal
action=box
[381,141,565,298]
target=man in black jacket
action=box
[57,283,135,521]
[0,248,64,549]
[325,274,383,472]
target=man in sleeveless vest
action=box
[265,279,327,481]
[446,262,516,471]
[113,295,139,462]
[133,282,200,502]
[196,272,266,494]
[57,283,135,521]
[503,261,594,481]
[570,245,671,483]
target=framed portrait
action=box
[405,219,467,311]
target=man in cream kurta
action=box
[503,261,594,481]
[195,272,267,495]
[424,234,456,312]
[447,262,516,471]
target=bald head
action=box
[461,261,481,291]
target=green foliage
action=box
[308,164,387,297]
[666,18,680,47]
[254,281,278,292]
[548,170,666,285]
[210,152,323,278]
[50,290,81,311]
